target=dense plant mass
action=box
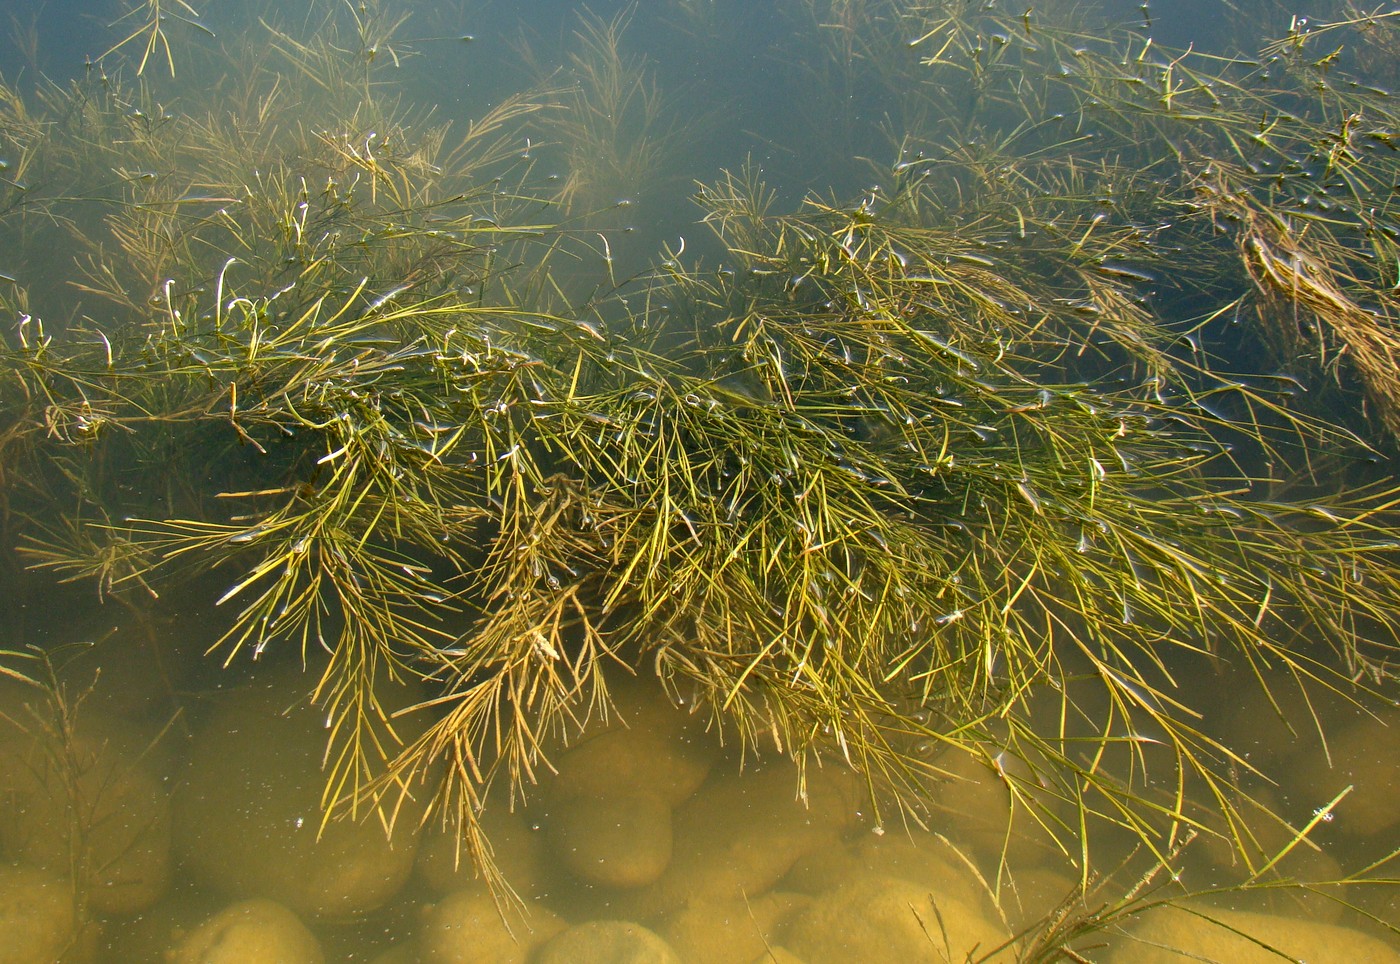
[2,0,1399,950]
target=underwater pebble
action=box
[750,948,806,964]
[534,919,682,964]
[0,863,78,964]
[365,945,417,964]
[782,874,1010,964]
[172,665,426,919]
[418,890,564,964]
[99,892,210,963]
[544,671,718,808]
[1291,709,1400,838]
[657,892,810,964]
[0,699,174,916]
[618,761,857,917]
[1194,784,1346,925]
[167,897,323,964]
[782,830,994,917]
[416,805,551,899]
[1106,903,1400,963]
[931,745,1062,865]
[366,946,416,964]
[996,867,1080,934]
[1214,679,1316,767]
[548,791,673,888]
[546,715,716,808]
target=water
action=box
[1,0,1399,961]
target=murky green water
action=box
[1,1,1399,961]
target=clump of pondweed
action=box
[1,0,1399,914]
[532,8,686,219]
[838,0,1400,449]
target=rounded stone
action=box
[548,725,715,809]
[782,831,993,918]
[418,890,565,964]
[658,892,809,964]
[172,666,427,919]
[0,863,78,964]
[1193,785,1346,925]
[0,701,173,916]
[751,950,805,964]
[548,792,673,889]
[1213,678,1312,767]
[99,893,203,963]
[931,745,1061,863]
[417,805,550,899]
[1107,904,1400,963]
[784,875,1010,964]
[167,898,323,964]
[534,920,682,964]
[623,761,851,916]
[997,867,1080,934]
[1291,708,1400,838]
[542,670,718,809]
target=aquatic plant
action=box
[872,0,1400,448]
[1,0,1398,932]
[105,0,211,77]
[0,642,182,951]
[531,8,684,218]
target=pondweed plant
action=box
[536,8,682,217]
[104,0,211,77]
[856,0,1400,448]
[1,0,1399,937]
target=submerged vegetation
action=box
[2,0,1400,955]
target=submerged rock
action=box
[783,874,1012,964]
[930,745,1061,865]
[0,697,174,916]
[621,761,856,916]
[1291,709,1400,839]
[99,892,212,964]
[996,867,1081,935]
[657,892,810,964]
[172,666,427,919]
[782,830,993,916]
[544,686,717,808]
[0,863,79,964]
[1193,784,1347,926]
[1107,904,1400,963]
[1212,677,1314,768]
[418,890,564,964]
[167,898,323,964]
[416,806,551,899]
[751,949,805,964]
[548,791,673,889]
[534,920,681,964]
[366,946,417,964]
